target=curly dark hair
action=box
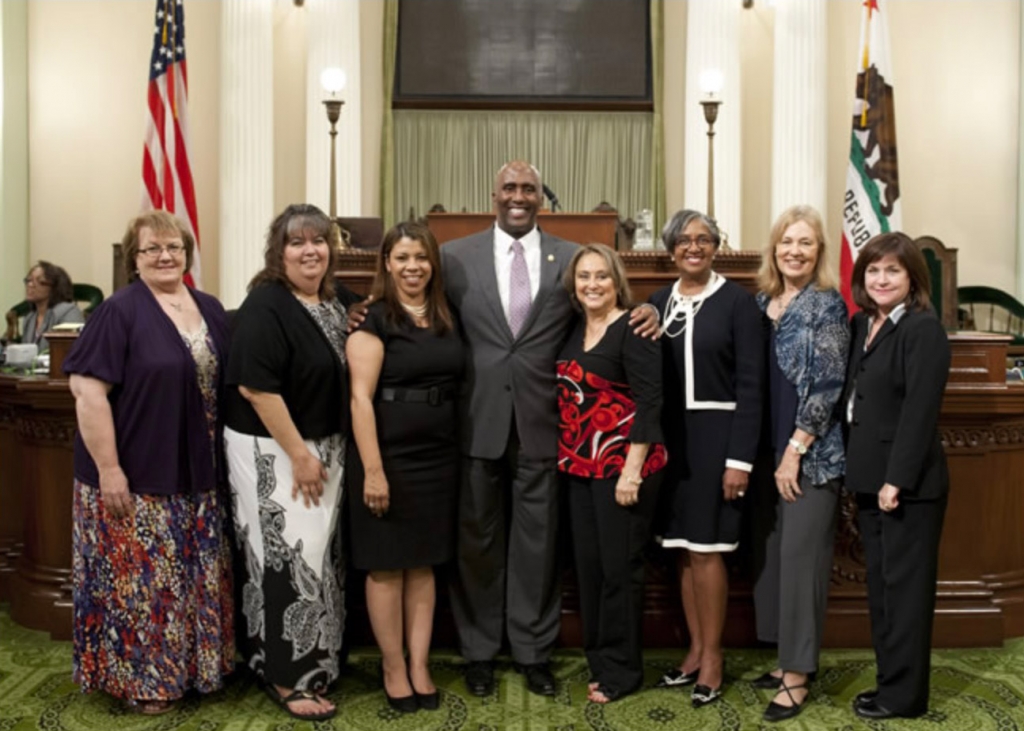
[249,204,339,300]
[27,261,74,308]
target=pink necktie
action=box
[508,239,531,337]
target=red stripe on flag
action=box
[142,147,162,209]
[840,233,857,314]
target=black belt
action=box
[379,386,456,406]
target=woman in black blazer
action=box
[843,232,951,720]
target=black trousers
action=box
[856,492,948,715]
[566,471,662,695]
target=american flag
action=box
[141,0,202,288]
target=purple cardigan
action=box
[63,280,230,495]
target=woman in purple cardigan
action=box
[64,211,234,716]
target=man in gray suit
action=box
[442,161,656,697]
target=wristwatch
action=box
[788,438,808,455]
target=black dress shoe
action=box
[691,683,723,708]
[514,662,556,696]
[657,667,700,688]
[763,681,809,723]
[854,688,878,707]
[854,697,925,720]
[750,671,783,690]
[464,661,495,697]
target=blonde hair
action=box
[758,205,837,297]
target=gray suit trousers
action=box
[449,434,561,665]
[753,472,840,674]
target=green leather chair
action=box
[7,283,105,320]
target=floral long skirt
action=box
[72,480,235,702]
[224,427,346,693]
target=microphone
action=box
[542,184,561,212]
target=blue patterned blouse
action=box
[756,286,850,485]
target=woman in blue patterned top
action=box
[751,206,849,722]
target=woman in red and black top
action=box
[557,244,667,704]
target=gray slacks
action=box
[753,472,839,673]
[449,440,561,665]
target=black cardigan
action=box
[224,281,359,439]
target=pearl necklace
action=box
[401,301,428,319]
[661,272,719,339]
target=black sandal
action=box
[264,685,337,721]
[763,681,809,722]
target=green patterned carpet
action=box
[3,611,1024,731]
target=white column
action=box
[684,0,742,246]
[219,0,274,309]
[306,0,362,217]
[1018,0,1024,299]
[771,0,827,222]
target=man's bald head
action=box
[492,160,543,238]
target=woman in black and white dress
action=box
[650,210,765,708]
[223,204,361,722]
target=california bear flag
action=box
[840,0,901,310]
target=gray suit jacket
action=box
[441,226,578,461]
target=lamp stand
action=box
[323,98,347,249]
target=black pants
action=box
[567,471,662,695]
[857,492,947,715]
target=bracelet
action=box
[625,474,643,486]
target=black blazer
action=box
[843,308,950,500]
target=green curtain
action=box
[650,0,666,233]
[392,110,653,222]
[380,0,399,226]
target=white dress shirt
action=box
[493,224,542,321]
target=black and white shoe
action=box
[656,667,701,688]
[691,683,724,708]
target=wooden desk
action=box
[0,373,75,640]
[427,211,619,248]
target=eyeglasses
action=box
[676,235,715,249]
[23,277,51,286]
[139,244,185,258]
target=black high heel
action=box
[410,669,440,710]
[379,661,417,713]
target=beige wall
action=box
[16,0,1023,299]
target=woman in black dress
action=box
[347,222,463,713]
[557,245,667,704]
[650,210,764,707]
[843,233,950,720]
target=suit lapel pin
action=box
[547,254,555,262]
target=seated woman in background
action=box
[650,209,764,708]
[556,244,666,704]
[751,205,849,722]
[20,261,85,349]
[64,211,234,716]
[223,204,361,722]
[843,232,951,721]
[346,222,463,714]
